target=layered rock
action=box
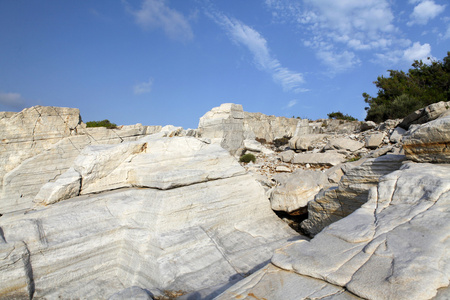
[402,115,450,163]
[301,154,406,236]
[197,103,246,155]
[0,106,82,183]
[399,100,450,129]
[0,122,160,214]
[218,163,450,300]
[0,136,299,299]
[270,169,329,213]
[243,112,301,142]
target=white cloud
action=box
[210,13,305,93]
[0,92,26,109]
[265,0,397,72]
[408,0,446,25]
[125,0,193,42]
[317,50,361,73]
[442,25,450,39]
[133,78,153,95]
[285,99,297,109]
[403,42,433,62]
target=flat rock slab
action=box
[292,152,346,166]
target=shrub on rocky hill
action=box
[86,119,117,129]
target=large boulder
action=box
[0,136,299,299]
[399,100,450,129]
[288,134,326,151]
[402,115,450,163]
[270,169,329,213]
[301,154,406,236]
[243,112,301,142]
[197,103,246,155]
[218,163,450,300]
[324,137,364,152]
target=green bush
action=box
[85,119,117,129]
[239,153,256,163]
[327,111,358,121]
[273,135,291,148]
[364,51,450,122]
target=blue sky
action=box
[0,0,449,128]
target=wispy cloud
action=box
[407,0,446,26]
[265,0,400,71]
[134,78,153,95]
[125,0,193,42]
[284,99,297,109]
[0,92,26,109]
[208,12,305,93]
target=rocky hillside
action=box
[0,102,449,299]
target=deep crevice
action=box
[273,207,310,236]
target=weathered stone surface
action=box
[270,169,329,212]
[399,100,450,129]
[1,123,157,214]
[364,132,385,149]
[289,134,326,151]
[108,286,153,300]
[243,112,301,142]
[272,163,450,300]
[0,106,81,183]
[243,139,274,155]
[215,263,359,300]
[279,150,295,163]
[360,121,376,131]
[0,136,300,299]
[292,152,346,166]
[275,165,291,173]
[389,126,406,143]
[197,103,246,155]
[301,154,406,236]
[402,115,450,163]
[324,138,364,152]
[34,167,81,205]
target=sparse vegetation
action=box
[85,119,117,129]
[327,111,358,121]
[364,51,450,122]
[240,153,256,163]
[273,135,291,148]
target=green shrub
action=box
[327,111,358,121]
[364,51,450,122]
[273,135,291,148]
[239,153,256,163]
[86,119,117,129]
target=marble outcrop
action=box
[217,163,450,300]
[0,136,299,299]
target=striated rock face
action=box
[402,115,450,163]
[301,154,406,236]
[197,103,246,155]
[243,112,300,142]
[270,169,329,213]
[218,163,450,300]
[0,106,82,182]
[0,122,160,214]
[399,100,450,129]
[0,136,299,299]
